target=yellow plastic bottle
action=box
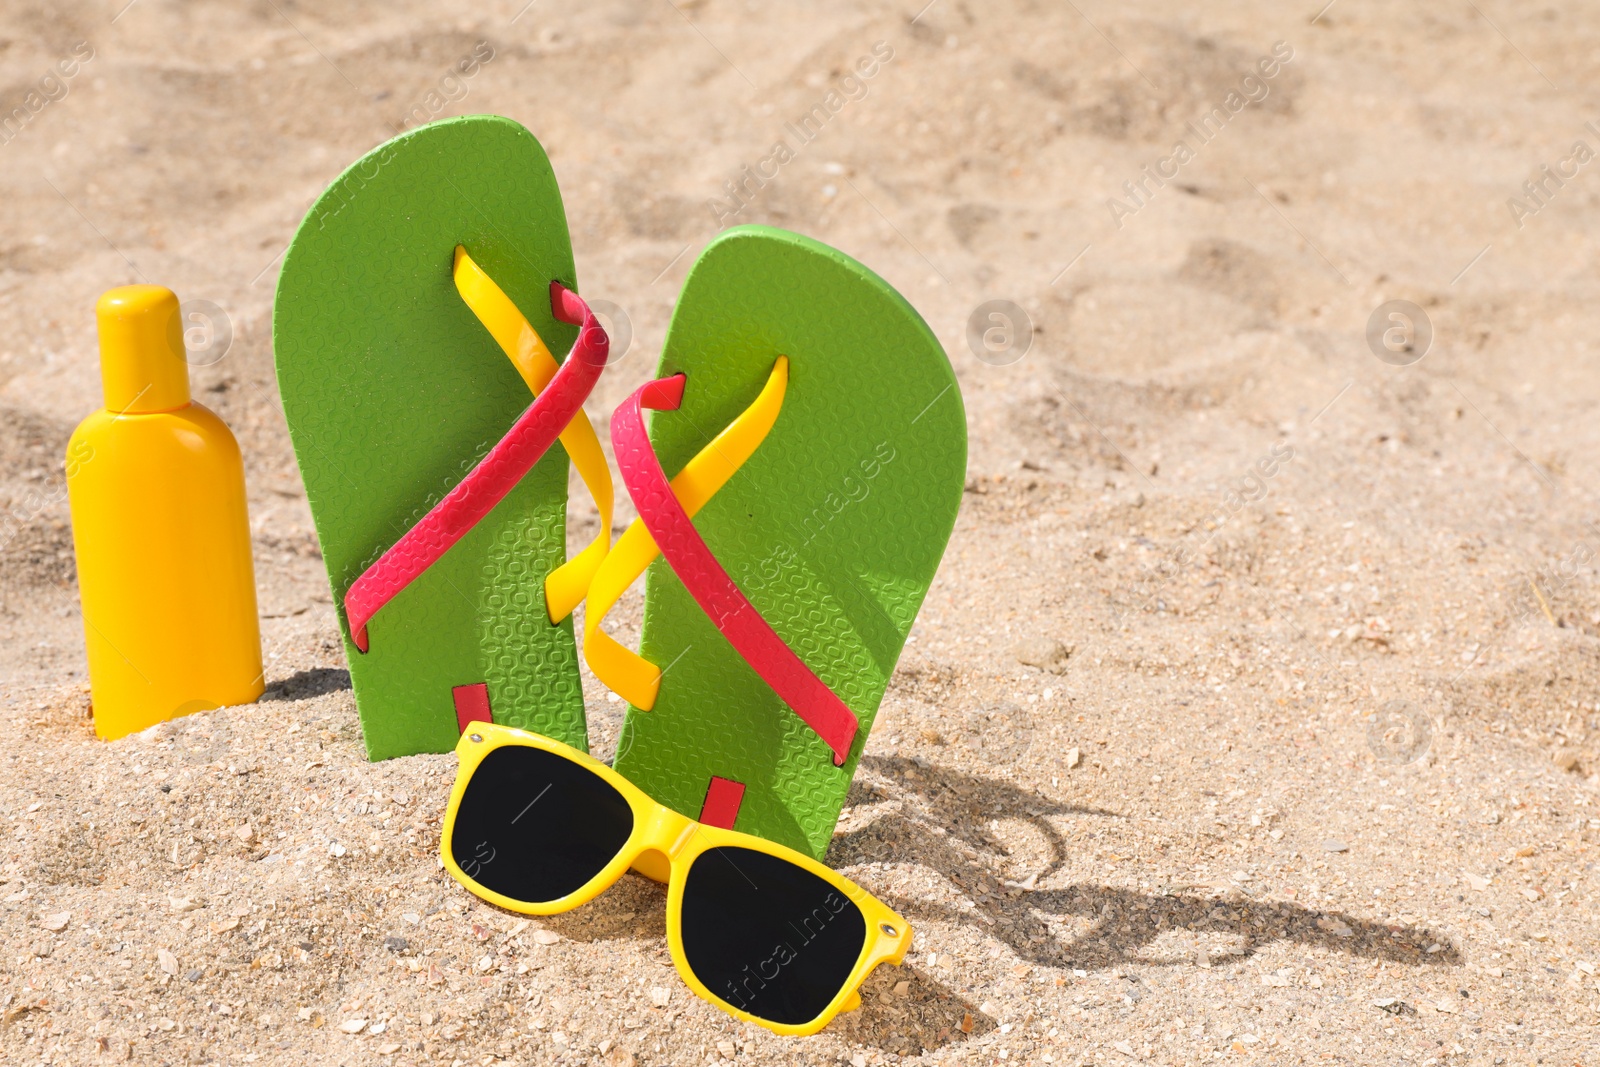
[66,285,264,740]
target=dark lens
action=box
[680,846,867,1026]
[450,744,634,904]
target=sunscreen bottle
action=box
[66,285,264,740]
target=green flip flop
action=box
[585,226,966,860]
[274,116,611,760]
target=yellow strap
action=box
[584,357,788,709]
[452,247,614,623]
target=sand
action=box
[3,1,1600,1064]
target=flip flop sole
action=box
[613,226,966,859]
[274,116,586,760]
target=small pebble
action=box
[1013,636,1072,672]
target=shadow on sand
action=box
[821,755,1461,1054]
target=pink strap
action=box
[610,374,859,766]
[344,283,609,653]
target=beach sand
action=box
[2,1,1599,1063]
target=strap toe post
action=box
[639,372,687,411]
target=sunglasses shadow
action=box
[826,756,1462,1037]
[516,871,672,944]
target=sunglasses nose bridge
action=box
[638,803,698,861]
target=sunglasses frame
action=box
[440,722,911,1036]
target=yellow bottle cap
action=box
[96,285,191,413]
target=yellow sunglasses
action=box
[440,723,911,1036]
